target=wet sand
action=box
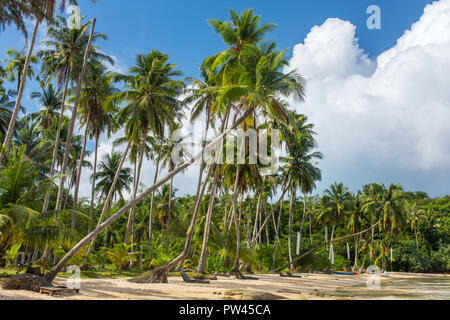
[1,272,449,300]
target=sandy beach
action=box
[1,272,449,300]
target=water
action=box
[332,276,450,300]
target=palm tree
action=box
[0,0,68,164]
[0,0,44,37]
[93,151,132,251]
[80,65,119,233]
[155,183,179,253]
[0,90,24,139]
[347,193,364,269]
[3,47,38,91]
[95,151,133,203]
[324,182,351,242]
[113,50,184,247]
[43,10,305,285]
[404,202,423,250]
[28,83,62,132]
[48,18,110,213]
[71,64,118,231]
[315,194,332,248]
[38,15,112,214]
[279,112,322,261]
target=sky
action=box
[1,0,449,199]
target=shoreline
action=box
[1,272,448,300]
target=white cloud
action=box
[286,0,450,195]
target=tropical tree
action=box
[3,47,38,91]
[0,0,69,164]
[324,182,351,242]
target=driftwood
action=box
[180,272,210,284]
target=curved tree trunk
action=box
[54,19,96,211]
[0,17,40,163]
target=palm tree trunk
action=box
[148,157,160,261]
[42,68,70,215]
[166,175,173,254]
[72,119,90,230]
[325,224,328,249]
[251,178,265,244]
[88,134,99,233]
[272,195,283,270]
[298,192,307,253]
[197,164,220,273]
[415,226,419,250]
[46,107,253,283]
[103,198,112,248]
[331,223,336,242]
[0,17,40,163]
[309,209,313,244]
[54,19,96,211]
[354,235,359,270]
[125,158,138,243]
[251,186,289,248]
[232,172,242,273]
[86,140,131,254]
[287,185,294,270]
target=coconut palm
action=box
[2,47,38,91]
[404,202,423,250]
[324,182,351,242]
[38,15,112,215]
[95,151,133,203]
[0,0,44,37]
[28,83,62,132]
[113,50,184,247]
[0,0,69,164]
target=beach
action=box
[1,272,448,300]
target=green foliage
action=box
[103,243,136,274]
[5,243,22,267]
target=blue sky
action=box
[1,0,449,198]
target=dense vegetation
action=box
[0,1,448,289]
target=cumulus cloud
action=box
[286,0,450,196]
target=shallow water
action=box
[332,276,450,300]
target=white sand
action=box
[0,272,448,300]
